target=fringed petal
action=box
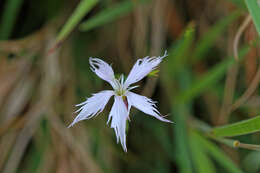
[126,91,172,123]
[69,90,114,127]
[107,96,129,152]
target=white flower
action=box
[69,51,172,152]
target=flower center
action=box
[113,76,127,96]
[115,87,126,96]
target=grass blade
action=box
[173,69,194,173]
[245,0,260,36]
[176,45,249,104]
[167,23,195,74]
[194,132,243,173]
[173,104,193,173]
[55,0,98,44]
[0,0,23,39]
[79,0,149,32]
[212,116,260,137]
[190,132,216,173]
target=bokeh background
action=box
[0,0,260,172]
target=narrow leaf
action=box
[176,45,249,104]
[173,70,194,173]
[212,116,260,137]
[0,0,23,39]
[194,132,243,173]
[190,132,216,173]
[245,0,260,36]
[79,0,149,31]
[173,104,193,173]
[168,23,195,74]
[55,0,98,43]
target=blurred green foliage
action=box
[0,0,23,39]
[1,0,260,173]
